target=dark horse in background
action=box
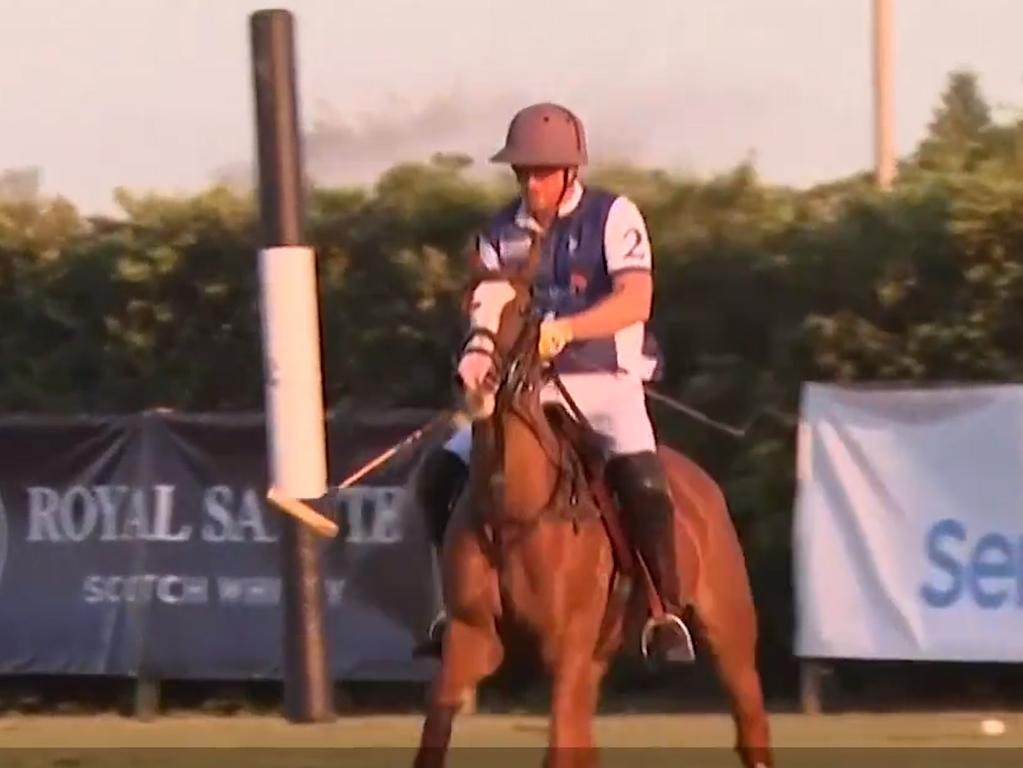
[414,255,772,768]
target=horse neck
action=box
[495,406,560,521]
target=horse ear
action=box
[465,232,486,273]
[461,232,488,314]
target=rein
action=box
[459,308,596,540]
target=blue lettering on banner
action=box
[920,518,1023,609]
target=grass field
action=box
[0,711,1019,767]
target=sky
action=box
[2,0,1022,213]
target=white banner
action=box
[794,383,1023,662]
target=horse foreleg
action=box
[710,644,772,768]
[415,699,458,768]
[415,517,503,768]
[692,593,772,767]
[544,655,605,768]
[415,616,502,768]
[660,448,773,768]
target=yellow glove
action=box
[538,318,574,360]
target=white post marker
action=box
[260,245,338,538]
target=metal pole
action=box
[249,8,333,723]
[873,0,895,190]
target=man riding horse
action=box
[416,102,695,665]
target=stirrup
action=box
[412,610,447,658]
[427,609,448,642]
[641,613,695,665]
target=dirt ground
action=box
[0,711,1019,767]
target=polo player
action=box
[417,102,695,665]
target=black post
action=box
[249,8,333,723]
[251,9,306,245]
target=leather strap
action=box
[549,368,666,622]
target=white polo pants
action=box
[444,372,657,462]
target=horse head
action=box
[451,237,585,526]
[454,238,546,425]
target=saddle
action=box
[542,402,668,641]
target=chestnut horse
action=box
[414,264,772,768]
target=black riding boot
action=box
[605,451,695,665]
[412,447,467,657]
[416,447,468,550]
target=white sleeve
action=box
[476,232,502,271]
[604,195,653,274]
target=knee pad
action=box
[604,451,670,507]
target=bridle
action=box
[456,285,592,532]
[457,283,542,403]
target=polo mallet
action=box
[267,411,455,537]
